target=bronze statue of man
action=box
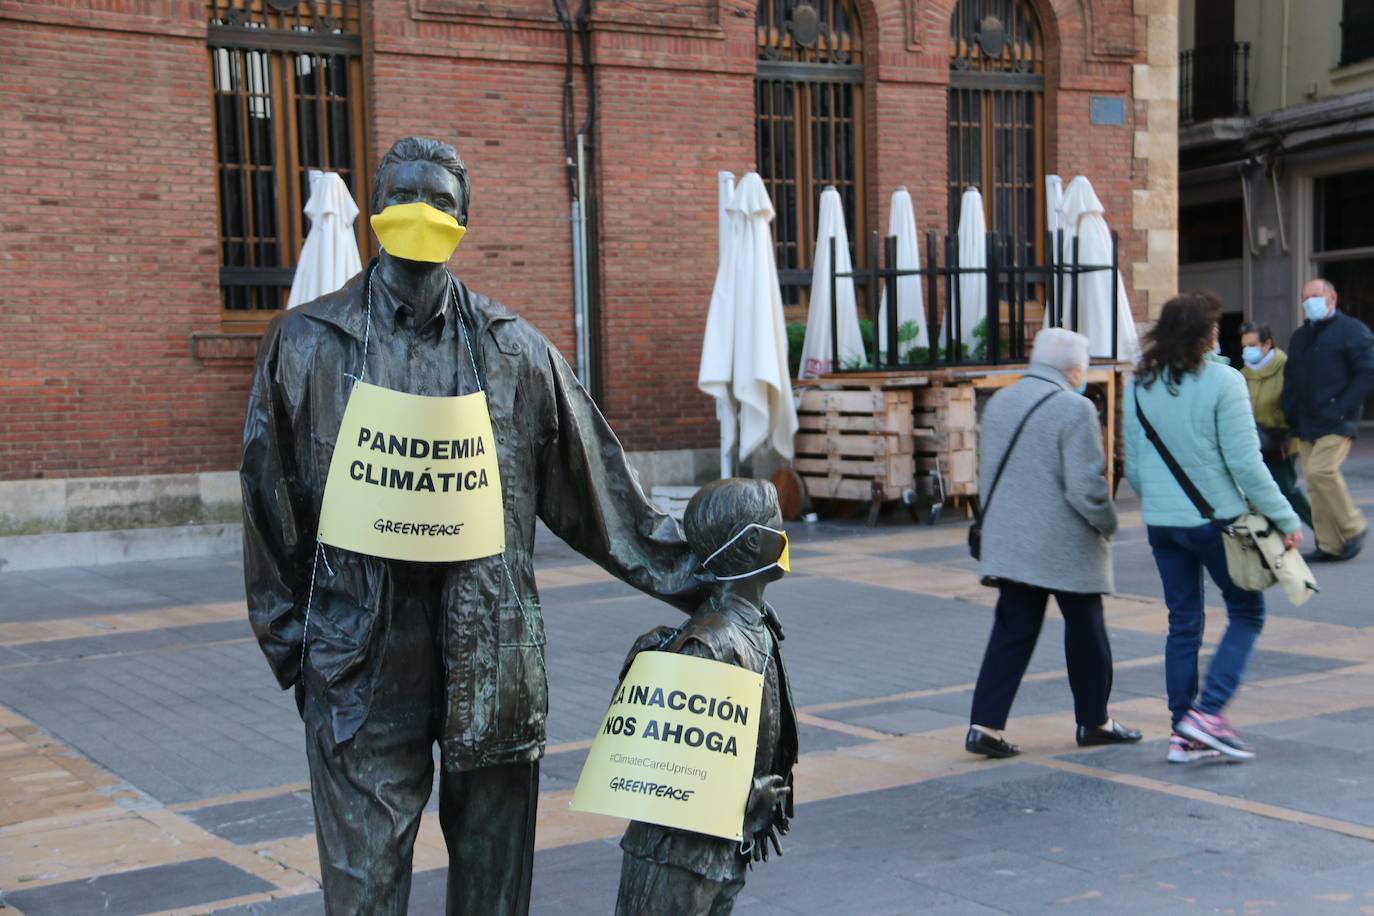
[240,136,707,915]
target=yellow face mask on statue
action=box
[370,202,467,263]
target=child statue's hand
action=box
[745,774,791,836]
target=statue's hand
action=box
[744,775,790,834]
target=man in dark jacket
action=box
[1282,279,1374,562]
[240,137,707,914]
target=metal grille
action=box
[756,0,866,310]
[1179,41,1250,124]
[208,0,366,322]
[947,0,1044,281]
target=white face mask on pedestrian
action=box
[1303,296,1331,322]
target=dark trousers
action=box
[1266,453,1314,530]
[1148,523,1265,728]
[616,853,746,916]
[969,582,1113,731]
[301,563,538,916]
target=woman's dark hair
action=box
[1137,290,1224,392]
[1238,322,1274,346]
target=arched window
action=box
[948,0,1045,270]
[756,0,867,309]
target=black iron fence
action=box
[825,227,1121,372]
[1180,41,1251,125]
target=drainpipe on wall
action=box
[555,0,602,397]
[572,133,592,387]
[576,0,604,403]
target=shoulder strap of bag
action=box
[1133,382,1218,522]
[976,386,1062,523]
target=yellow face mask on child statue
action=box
[369,202,467,263]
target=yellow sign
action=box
[317,381,505,562]
[570,651,763,841]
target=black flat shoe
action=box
[1338,529,1366,561]
[1305,548,1342,564]
[965,727,1020,759]
[1076,721,1143,747]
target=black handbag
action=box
[969,387,1061,560]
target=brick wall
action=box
[0,0,1161,481]
[0,3,241,481]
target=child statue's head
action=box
[684,478,788,584]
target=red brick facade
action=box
[0,0,1148,481]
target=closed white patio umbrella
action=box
[1057,176,1141,362]
[729,173,798,462]
[955,187,987,354]
[877,186,928,359]
[799,187,866,378]
[286,170,362,309]
[698,171,739,479]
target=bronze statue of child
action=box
[614,478,799,916]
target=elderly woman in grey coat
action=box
[965,329,1143,758]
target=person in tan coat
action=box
[1239,323,1313,529]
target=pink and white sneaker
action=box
[1177,709,1255,760]
[1167,731,1223,765]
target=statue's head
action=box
[685,478,788,586]
[371,136,471,227]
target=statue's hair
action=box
[371,136,471,224]
[684,479,780,578]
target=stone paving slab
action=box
[1063,728,1374,829]
[2,618,251,663]
[0,556,248,623]
[540,576,1137,748]
[1109,648,1355,694]
[0,640,304,805]
[216,762,1372,916]
[183,790,317,846]
[4,857,275,916]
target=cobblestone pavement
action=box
[3,443,1374,914]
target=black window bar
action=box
[824,227,1121,372]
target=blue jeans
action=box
[1147,523,1266,728]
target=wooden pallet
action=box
[912,385,978,497]
[795,387,915,516]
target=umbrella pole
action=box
[890,233,901,368]
[1070,236,1081,333]
[986,231,1000,366]
[1110,229,1120,362]
[829,235,840,374]
[925,230,939,369]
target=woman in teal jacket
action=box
[1125,292,1303,763]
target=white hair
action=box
[1030,327,1089,375]
[1308,278,1337,299]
